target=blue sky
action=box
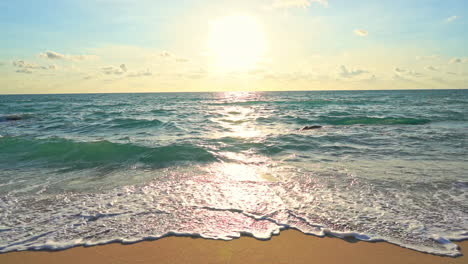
[1,0,467,93]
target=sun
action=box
[208,14,266,72]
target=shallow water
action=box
[0,90,467,255]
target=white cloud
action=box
[160,51,172,58]
[394,67,423,78]
[449,57,468,64]
[16,69,33,74]
[416,55,439,60]
[158,51,189,63]
[315,0,329,6]
[353,29,368,37]
[13,60,44,69]
[425,66,438,71]
[12,60,56,73]
[446,15,459,23]
[272,0,328,9]
[127,70,152,78]
[39,50,98,61]
[175,58,189,63]
[39,51,66,60]
[120,64,127,72]
[100,64,153,78]
[339,65,369,78]
[101,65,126,75]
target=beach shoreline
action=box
[1,230,466,264]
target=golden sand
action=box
[0,230,466,264]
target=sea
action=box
[0,90,467,256]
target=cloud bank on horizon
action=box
[0,0,467,94]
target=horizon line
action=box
[1,87,467,96]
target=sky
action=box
[0,0,467,94]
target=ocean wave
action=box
[0,137,217,170]
[319,117,431,125]
[109,118,164,129]
[150,109,176,114]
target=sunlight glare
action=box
[208,14,266,72]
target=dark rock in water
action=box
[300,125,322,131]
[6,115,22,121]
[0,115,23,122]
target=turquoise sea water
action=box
[0,90,467,255]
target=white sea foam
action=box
[0,162,466,256]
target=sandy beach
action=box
[1,230,466,264]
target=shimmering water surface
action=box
[0,90,467,256]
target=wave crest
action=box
[0,137,216,170]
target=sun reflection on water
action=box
[212,92,265,139]
[206,151,279,182]
[207,91,280,182]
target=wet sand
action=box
[1,230,466,264]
